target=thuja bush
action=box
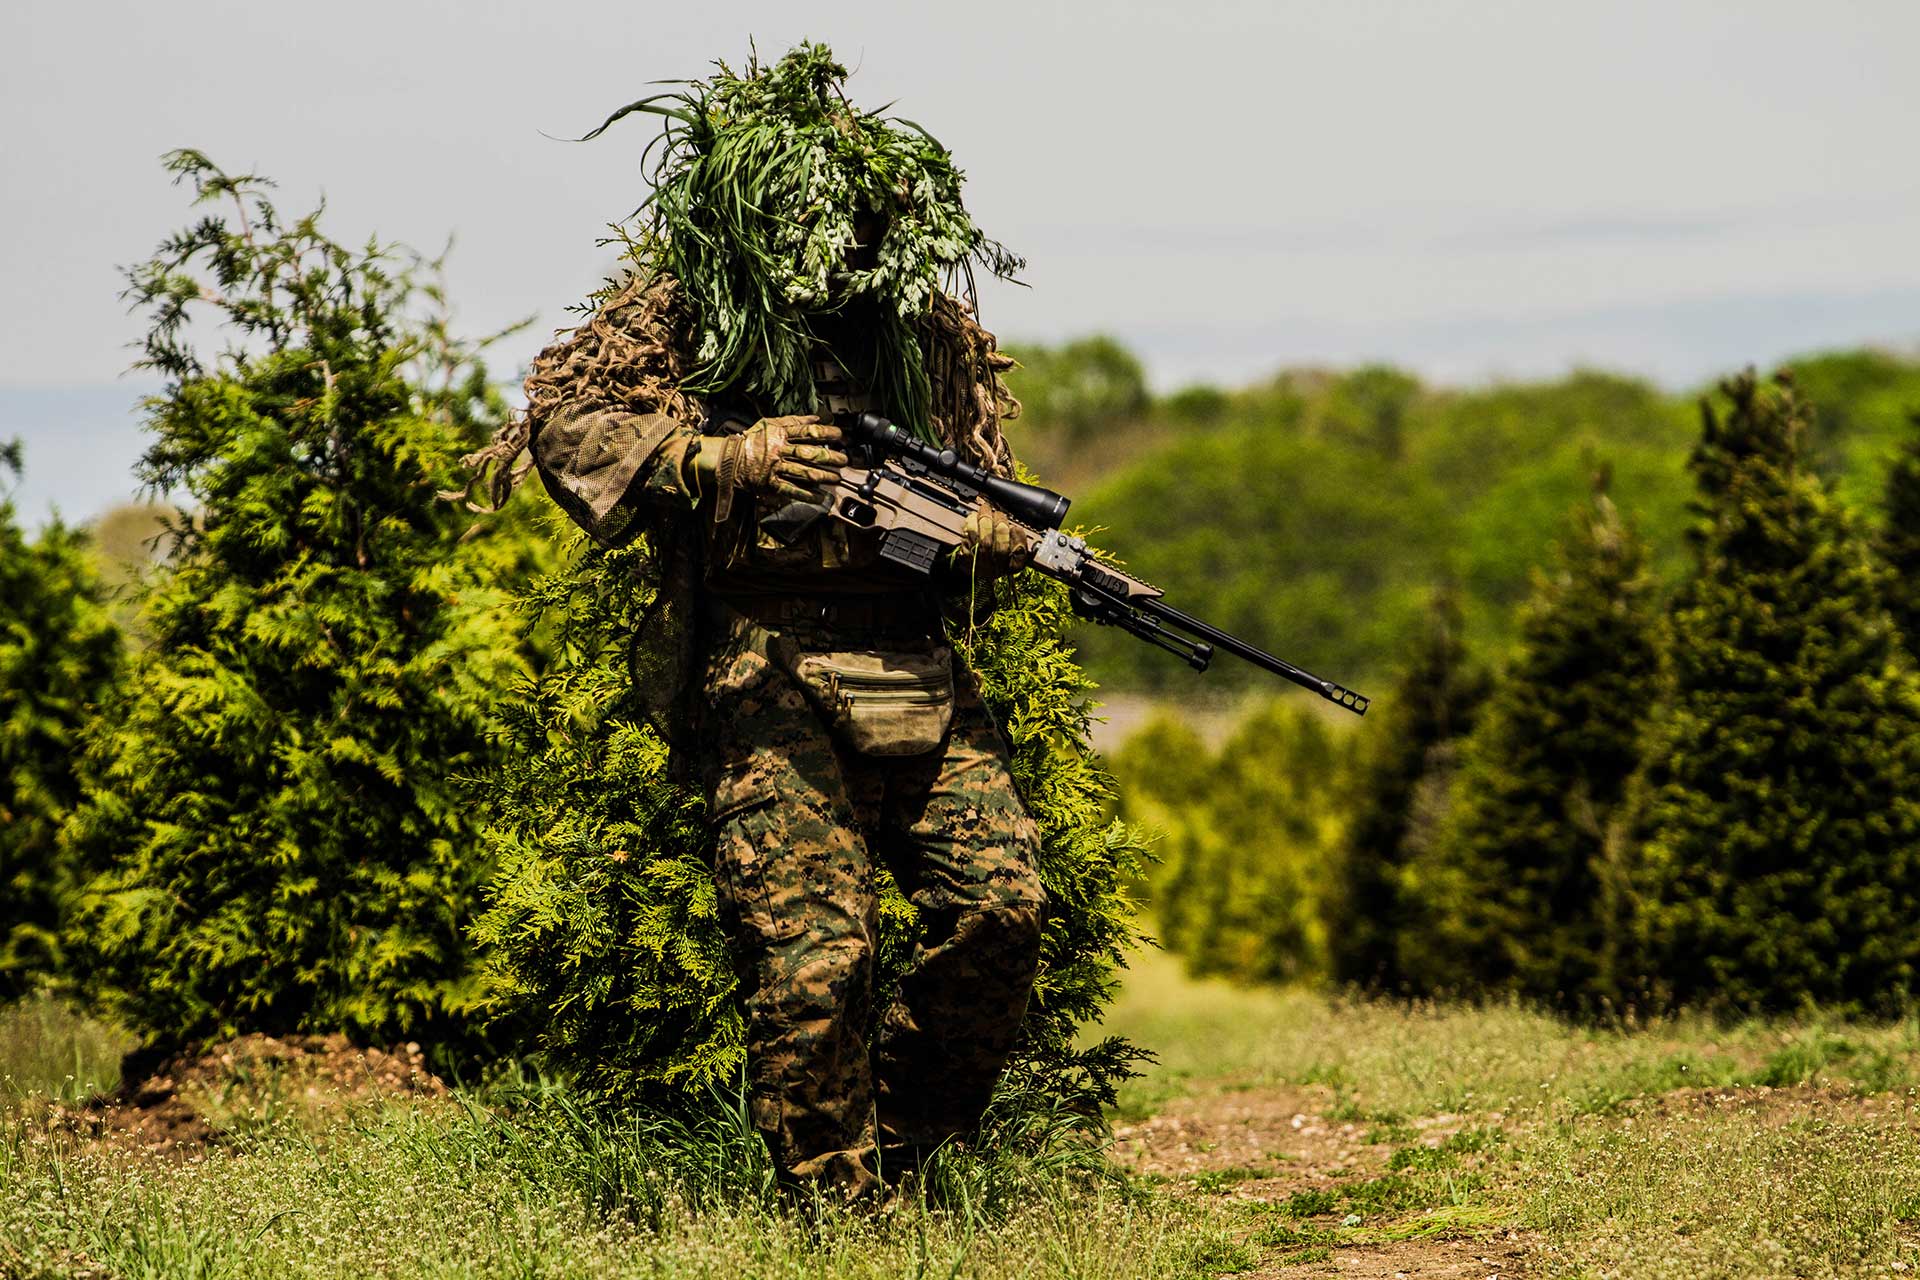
[63,152,525,1052]
[466,538,723,1095]
[1626,372,1920,1013]
[473,544,1149,1110]
[1879,413,1920,662]
[0,443,124,996]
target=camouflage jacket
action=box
[521,274,1020,602]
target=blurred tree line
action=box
[1115,371,1920,1015]
[1000,337,1920,692]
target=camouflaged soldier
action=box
[483,46,1046,1200]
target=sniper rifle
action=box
[823,411,1370,715]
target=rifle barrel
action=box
[1142,598,1371,715]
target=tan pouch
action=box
[789,646,956,757]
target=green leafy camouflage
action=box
[473,545,1149,1112]
[581,41,1021,440]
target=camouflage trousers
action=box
[699,611,1046,1197]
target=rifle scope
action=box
[841,412,1071,531]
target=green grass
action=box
[0,1003,1234,1280]
[1523,1103,1920,1277]
[1099,945,1920,1120]
[0,993,134,1104]
[1100,947,1920,1275]
[0,1092,1240,1280]
[7,949,1920,1277]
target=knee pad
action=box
[953,901,1044,976]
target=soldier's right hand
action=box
[730,414,848,503]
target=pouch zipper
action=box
[825,669,950,709]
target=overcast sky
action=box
[4,0,1918,520]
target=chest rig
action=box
[812,351,875,419]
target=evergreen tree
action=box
[1400,479,1658,1008]
[1326,591,1488,990]
[0,443,124,995]
[63,152,525,1051]
[1626,372,1920,1013]
[473,549,1150,1108]
[1879,413,1920,659]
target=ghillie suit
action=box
[464,44,1143,1200]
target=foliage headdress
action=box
[582,41,1023,442]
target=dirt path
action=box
[1116,1084,1537,1278]
[1116,1079,1920,1277]
[1115,1085,1389,1191]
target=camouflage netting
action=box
[460,275,1018,513]
[918,291,1021,473]
[523,278,704,446]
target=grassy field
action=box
[4,949,1920,1278]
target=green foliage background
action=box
[1001,347,1920,691]
[1099,354,1920,1017]
[0,443,124,996]
[1110,703,1347,984]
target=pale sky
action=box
[4,0,1918,520]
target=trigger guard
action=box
[759,500,830,545]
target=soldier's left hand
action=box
[957,504,1031,580]
[738,414,849,503]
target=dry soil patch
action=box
[51,1032,445,1155]
[1114,1085,1479,1188]
[1263,1233,1534,1278]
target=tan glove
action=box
[710,415,848,521]
[956,504,1032,581]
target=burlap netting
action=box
[454,271,1019,510]
[915,288,1022,474]
[448,269,1022,754]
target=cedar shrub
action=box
[1400,481,1658,1009]
[1879,412,1920,660]
[1325,590,1488,991]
